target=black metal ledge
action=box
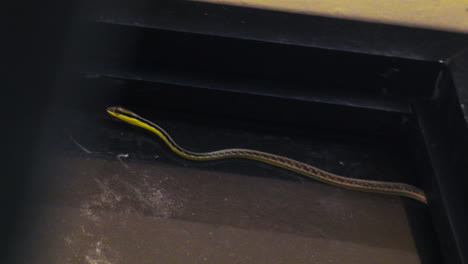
[81,0,468,60]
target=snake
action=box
[107,106,427,204]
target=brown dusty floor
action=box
[17,157,420,264]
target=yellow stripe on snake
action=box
[107,106,427,204]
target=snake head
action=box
[107,106,139,118]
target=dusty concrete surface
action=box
[13,157,421,264]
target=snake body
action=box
[107,106,427,204]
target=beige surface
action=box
[195,0,468,33]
